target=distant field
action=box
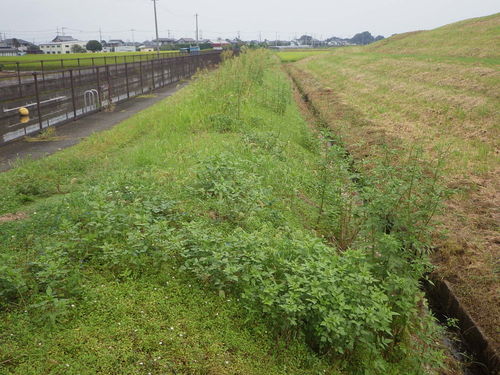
[0,51,178,71]
[287,13,500,349]
[276,49,333,63]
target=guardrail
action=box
[0,51,222,145]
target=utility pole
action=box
[99,27,102,42]
[152,0,160,55]
[130,29,136,43]
[61,27,67,36]
[195,13,199,45]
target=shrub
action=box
[180,223,395,356]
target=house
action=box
[138,41,158,52]
[153,38,176,46]
[101,40,126,52]
[39,40,88,54]
[2,38,33,53]
[108,40,125,47]
[51,35,77,43]
[0,46,18,56]
[176,38,196,45]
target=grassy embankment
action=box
[285,13,500,348]
[0,51,178,71]
[0,50,452,374]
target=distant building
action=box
[176,38,196,45]
[51,35,77,43]
[138,41,158,52]
[153,38,176,46]
[108,40,125,47]
[0,46,18,56]
[115,45,136,52]
[210,39,231,49]
[2,38,33,53]
[139,46,155,52]
[39,40,88,54]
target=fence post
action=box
[139,59,144,94]
[16,62,22,97]
[160,55,165,87]
[106,65,113,104]
[69,69,77,120]
[40,61,45,89]
[151,59,155,90]
[124,62,130,99]
[95,66,102,110]
[33,72,43,130]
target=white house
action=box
[39,40,88,54]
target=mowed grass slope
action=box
[0,51,451,374]
[287,14,499,348]
[368,13,500,59]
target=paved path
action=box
[0,82,186,172]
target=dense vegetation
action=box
[287,13,499,349]
[0,50,449,374]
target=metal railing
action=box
[0,51,222,145]
[0,51,190,73]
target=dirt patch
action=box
[0,212,28,223]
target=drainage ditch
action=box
[285,66,499,375]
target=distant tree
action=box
[71,44,87,53]
[11,38,21,48]
[86,40,103,52]
[199,43,212,50]
[349,31,375,45]
[298,35,313,45]
[160,43,175,51]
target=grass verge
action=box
[0,50,451,374]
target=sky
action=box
[1,0,498,43]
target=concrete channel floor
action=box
[0,82,186,172]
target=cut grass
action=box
[0,50,450,374]
[276,49,333,63]
[286,13,500,349]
